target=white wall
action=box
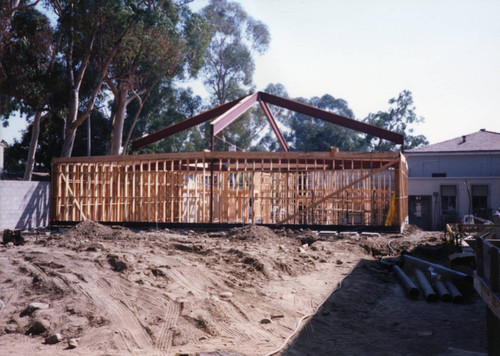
[0,180,50,230]
[0,143,5,175]
[409,176,500,228]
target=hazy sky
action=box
[231,0,500,145]
[2,0,499,146]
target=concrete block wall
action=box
[0,180,50,230]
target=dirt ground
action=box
[0,222,487,355]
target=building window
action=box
[471,184,488,218]
[441,185,457,224]
[432,173,447,177]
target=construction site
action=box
[1,92,498,355]
[50,92,408,231]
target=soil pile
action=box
[227,225,279,241]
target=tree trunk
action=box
[23,111,42,181]
[60,88,80,157]
[61,126,77,158]
[109,87,128,155]
[58,18,133,158]
[122,93,145,155]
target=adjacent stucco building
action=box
[0,142,5,177]
[406,129,500,230]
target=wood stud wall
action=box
[51,151,408,227]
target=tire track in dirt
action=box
[81,255,187,353]
[20,334,38,353]
[82,277,154,353]
[114,281,167,317]
[168,268,209,296]
[207,298,253,343]
[155,298,180,352]
[0,255,16,321]
[113,279,181,352]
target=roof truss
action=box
[131,91,404,152]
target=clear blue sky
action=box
[2,0,499,146]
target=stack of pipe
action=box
[389,255,468,303]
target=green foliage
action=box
[182,11,213,76]
[201,0,270,105]
[362,90,428,151]
[192,0,270,152]
[250,86,429,153]
[130,85,204,154]
[0,8,56,121]
[0,0,430,168]
[109,0,205,87]
[285,94,362,152]
[104,0,212,154]
[0,0,212,164]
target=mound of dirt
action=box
[64,220,135,242]
[403,223,423,235]
[227,224,279,240]
[67,220,114,237]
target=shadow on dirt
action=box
[282,242,487,356]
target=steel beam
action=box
[210,93,259,135]
[131,90,405,151]
[131,96,244,151]
[258,100,289,152]
[258,92,405,146]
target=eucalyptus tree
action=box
[4,109,110,173]
[0,7,65,179]
[0,0,41,84]
[105,1,211,155]
[49,0,137,157]
[199,0,270,151]
[286,94,362,152]
[362,90,428,151]
[201,0,269,105]
[127,85,204,154]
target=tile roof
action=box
[407,129,500,153]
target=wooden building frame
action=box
[51,92,408,230]
[51,151,408,229]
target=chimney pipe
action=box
[462,135,466,143]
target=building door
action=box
[441,185,457,228]
[409,195,432,230]
[472,184,489,219]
